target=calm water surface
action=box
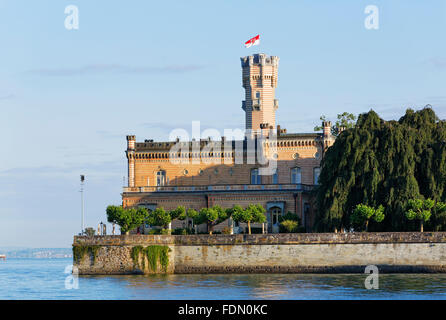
[1,258,446,299]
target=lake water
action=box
[1,258,446,299]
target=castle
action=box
[122,53,335,233]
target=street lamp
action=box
[80,175,85,235]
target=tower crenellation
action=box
[241,53,279,136]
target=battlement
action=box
[240,53,279,68]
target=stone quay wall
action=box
[72,232,446,274]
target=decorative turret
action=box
[126,135,136,150]
[322,121,334,149]
[322,121,331,138]
[126,135,136,187]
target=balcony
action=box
[123,184,315,194]
[252,99,261,107]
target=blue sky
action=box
[1,0,445,247]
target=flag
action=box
[245,34,260,48]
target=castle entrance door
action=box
[268,207,282,233]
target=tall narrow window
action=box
[156,170,166,186]
[313,167,320,185]
[291,167,301,184]
[272,169,278,184]
[251,168,261,185]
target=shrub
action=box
[280,220,299,233]
[172,228,191,235]
[147,228,161,235]
[221,227,232,234]
[84,227,95,237]
[278,212,300,223]
[250,227,263,234]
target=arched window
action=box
[291,167,301,184]
[313,167,321,185]
[156,170,166,186]
[251,168,261,185]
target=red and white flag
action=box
[245,34,260,48]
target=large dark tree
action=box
[314,107,446,232]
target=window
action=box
[313,167,321,185]
[291,167,301,184]
[255,91,261,99]
[251,168,261,185]
[272,169,278,184]
[156,170,166,186]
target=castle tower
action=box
[241,53,279,136]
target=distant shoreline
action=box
[1,248,72,259]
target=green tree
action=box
[146,207,171,230]
[315,107,446,232]
[314,112,357,136]
[169,206,186,220]
[431,202,446,231]
[405,199,434,232]
[194,205,229,234]
[186,208,199,221]
[106,205,148,235]
[176,207,198,231]
[350,204,385,231]
[225,205,243,222]
[231,204,266,234]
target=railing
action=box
[123,184,315,193]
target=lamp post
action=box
[80,175,85,235]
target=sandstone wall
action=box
[73,232,446,274]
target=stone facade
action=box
[73,233,446,274]
[122,53,336,233]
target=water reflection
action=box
[84,273,446,300]
[2,259,446,299]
